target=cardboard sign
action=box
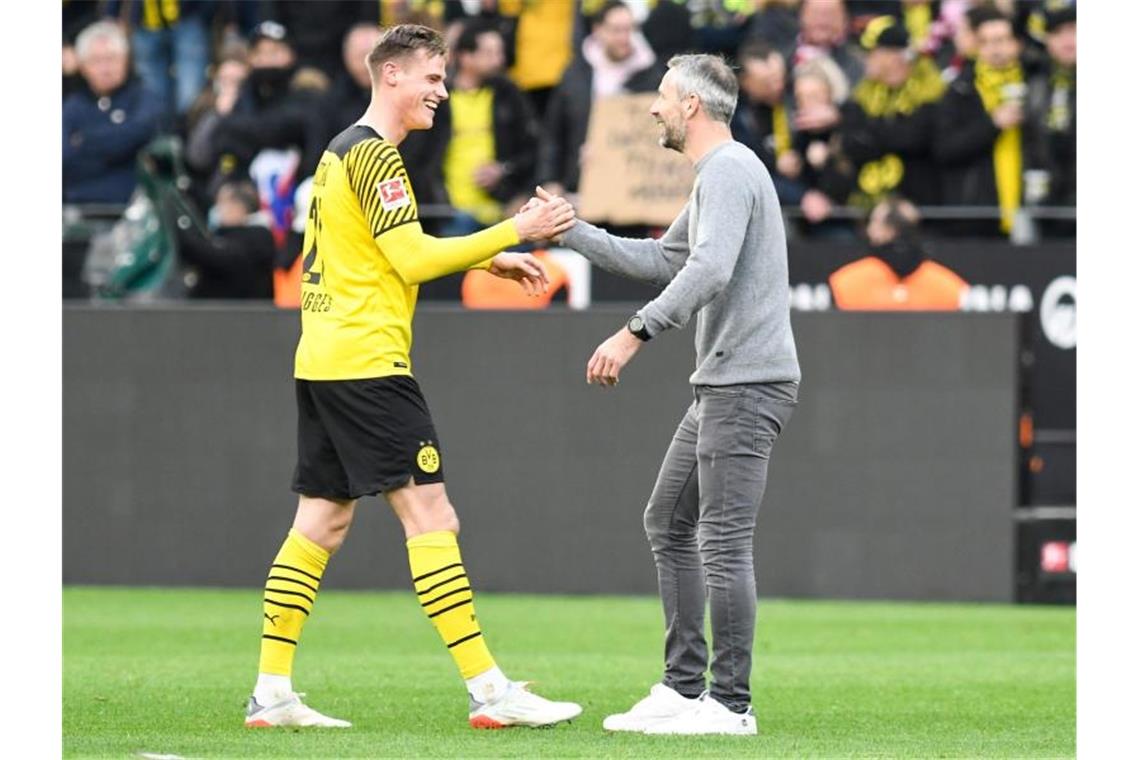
[577,93,695,226]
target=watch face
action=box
[629,316,644,332]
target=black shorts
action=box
[292,375,445,500]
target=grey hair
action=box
[666,54,739,124]
[75,20,129,61]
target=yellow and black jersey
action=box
[294,124,520,381]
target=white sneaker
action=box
[244,693,352,728]
[643,692,757,735]
[468,681,582,729]
[602,683,702,732]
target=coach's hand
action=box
[521,186,582,244]
[488,252,550,296]
[514,191,576,243]
[586,326,643,388]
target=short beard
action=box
[659,120,686,152]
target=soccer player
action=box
[244,24,581,730]
[536,54,801,735]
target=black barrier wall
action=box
[63,307,1020,601]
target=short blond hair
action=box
[794,55,849,104]
[367,24,447,84]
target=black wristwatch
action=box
[627,314,652,342]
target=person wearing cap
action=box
[841,15,945,207]
[933,6,1030,236]
[259,1,380,79]
[199,22,329,245]
[1024,1,1075,229]
[214,21,327,173]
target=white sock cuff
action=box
[254,673,293,704]
[465,665,509,703]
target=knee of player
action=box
[642,501,670,545]
[438,504,460,535]
[422,496,460,534]
[319,519,354,555]
[696,526,753,565]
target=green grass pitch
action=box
[63,587,1074,758]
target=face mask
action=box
[248,65,295,103]
[870,236,925,278]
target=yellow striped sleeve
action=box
[345,139,419,238]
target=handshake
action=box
[512,186,577,244]
[486,186,577,298]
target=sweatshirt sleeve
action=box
[560,206,690,287]
[638,165,752,337]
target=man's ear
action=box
[382,59,401,86]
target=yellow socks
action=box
[407,530,496,680]
[258,528,329,677]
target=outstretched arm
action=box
[349,143,573,285]
[376,205,574,286]
[542,188,690,287]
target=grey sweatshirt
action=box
[563,140,801,387]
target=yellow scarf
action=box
[851,57,945,202]
[772,103,791,157]
[141,0,180,29]
[854,56,945,118]
[975,61,1024,233]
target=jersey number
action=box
[302,196,323,285]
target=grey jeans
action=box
[643,381,797,713]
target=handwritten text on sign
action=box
[578,93,695,227]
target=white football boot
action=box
[468,681,582,729]
[244,693,352,728]
[602,683,703,732]
[642,692,757,735]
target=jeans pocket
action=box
[751,396,794,454]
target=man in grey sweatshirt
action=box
[538,53,800,736]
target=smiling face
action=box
[388,48,449,131]
[649,69,690,153]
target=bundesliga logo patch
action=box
[378,177,411,211]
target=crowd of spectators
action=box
[62,0,1077,301]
